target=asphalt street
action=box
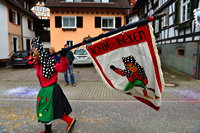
[0,65,200,133]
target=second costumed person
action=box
[28,37,76,133]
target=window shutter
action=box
[77,16,83,28]
[115,17,121,28]
[55,16,62,28]
[33,21,36,31]
[174,0,180,25]
[159,19,162,32]
[125,16,129,24]
[28,19,31,29]
[109,0,115,2]
[17,13,20,25]
[9,9,13,22]
[152,20,155,33]
[190,0,198,19]
[95,17,101,28]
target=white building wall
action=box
[22,15,35,50]
[0,1,9,59]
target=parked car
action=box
[11,51,30,67]
[73,48,93,65]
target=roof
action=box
[5,0,38,19]
[45,0,131,9]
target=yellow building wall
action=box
[50,8,126,51]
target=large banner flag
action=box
[86,25,164,110]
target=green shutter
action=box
[174,0,180,24]
[190,0,198,19]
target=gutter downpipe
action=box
[21,13,26,50]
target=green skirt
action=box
[36,84,55,122]
[36,83,72,123]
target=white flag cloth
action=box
[87,25,164,110]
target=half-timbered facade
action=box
[31,0,51,48]
[130,0,200,79]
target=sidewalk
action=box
[0,79,200,101]
[0,65,200,101]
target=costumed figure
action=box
[110,55,159,100]
[28,37,76,133]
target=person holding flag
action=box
[28,37,76,133]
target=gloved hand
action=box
[59,48,67,57]
[110,65,116,70]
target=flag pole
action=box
[52,13,166,56]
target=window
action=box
[36,7,39,11]
[12,11,17,24]
[82,0,94,2]
[101,17,115,29]
[28,19,33,30]
[163,8,169,27]
[9,9,20,25]
[176,48,185,57]
[27,4,29,10]
[24,2,27,9]
[155,20,159,33]
[26,39,31,50]
[66,40,73,47]
[55,16,82,28]
[66,0,73,2]
[95,17,121,29]
[62,16,76,28]
[181,0,190,22]
[102,0,109,2]
[153,0,158,3]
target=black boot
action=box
[45,123,52,133]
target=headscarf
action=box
[122,55,147,78]
[31,37,56,79]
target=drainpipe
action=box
[21,13,26,50]
[196,42,200,79]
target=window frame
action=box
[101,16,115,29]
[62,16,77,29]
[11,10,18,25]
[154,20,160,33]
[163,8,169,27]
[180,0,190,22]
[101,0,109,3]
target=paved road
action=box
[0,65,200,133]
